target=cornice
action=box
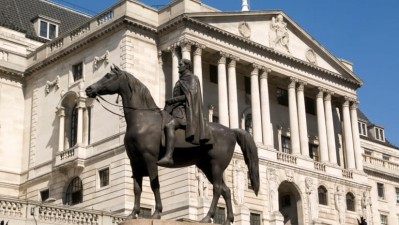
[159,15,362,89]
[0,66,24,82]
[25,16,157,76]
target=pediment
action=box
[186,11,362,86]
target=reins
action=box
[95,95,162,117]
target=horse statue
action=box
[85,65,260,225]
[358,217,367,225]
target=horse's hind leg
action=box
[145,157,163,219]
[221,181,234,225]
[199,165,223,223]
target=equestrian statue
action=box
[85,59,259,225]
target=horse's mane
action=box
[121,71,158,109]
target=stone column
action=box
[57,107,65,152]
[342,98,355,169]
[181,41,191,61]
[217,52,229,127]
[193,44,205,95]
[250,64,262,143]
[324,92,337,164]
[169,46,179,88]
[350,101,363,170]
[316,88,329,162]
[77,98,85,146]
[288,78,300,155]
[260,68,273,148]
[296,81,309,156]
[228,57,239,128]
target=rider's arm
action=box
[166,95,186,105]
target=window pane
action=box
[318,186,327,205]
[245,76,251,95]
[282,136,291,154]
[305,97,316,115]
[396,188,399,204]
[250,213,261,225]
[49,23,57,39]
[377,183,385,199]
[346,193,355,211]
[99,168,109,187]
[209,65,218,84]
[40,189,49,202]
[70,106,79,147]
[40,21,48,38]
[72,62,83,81]
[277,88,288,106]
[65,177,83,205]
[381,214,388,225]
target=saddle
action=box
[160,111,200,148]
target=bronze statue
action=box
[86,64,259,225]
[159,59,211,166]
[358,217,367,225]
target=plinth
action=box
[119,219,213,225]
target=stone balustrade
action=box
[276,152,297,164]
[0,197,125,225]
[314,162,326,172]
[363,154,399,171]
[342,169,353,179]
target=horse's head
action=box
[86,65,123,98]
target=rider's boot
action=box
[158,121,175,166]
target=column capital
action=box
[217,52,228,64]
[193,44,206,56]
[250,63,260,75]
[227,56,239,68]
[324,92,332,101]
[342,99,350,107]
[350,101,359,110]
[288,77,298,88]
[297,82,305,92]
[56,106,65,117]
[260,68,271,79]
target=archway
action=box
[278,181,304,225]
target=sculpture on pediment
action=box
[269,14,290,53]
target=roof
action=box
[0,0,91,42]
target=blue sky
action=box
[53,0,399,146]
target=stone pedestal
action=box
[269,212,284,225]
[120,219,213,225]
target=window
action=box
[99,168,110,188]
[72,62,83,81]
[212,115,219,124]
[358,122,368,136]
[39,20,58,39]
[346,192,355,211]
[396,187,399,204]
[250,213,261,225]
[305,97,316,115]
[209,65,218,84]
[377,183,385,199]
[382,154,390,161]
[281,194,291,208]
[40,189,49,202]
[318,186,328,205]
[375,127,385,142]
[214,207,225,224]
[309,144,319,161]
[245,76,251,95]
[139,208,152,218]
[276,88,288,106]
[65,177,83,205]
[380,214,388,225]
[281,136,291,154]
[245,113,253,135]
[69,105,79,148]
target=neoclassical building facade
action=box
[0,0,398,225]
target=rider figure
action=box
[158,59,211,166]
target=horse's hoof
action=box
[200,216,211,223]
[151,212,161,219]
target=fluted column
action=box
[260,68,273,148]
[324,92,337,164]
[57,107,65,152]
[316,88,329,162]
[217,52,229,127]
[181,41,191,61]
[193,44,205,95]
[288,78,300,154]
[343,98,355,169]
[296,81,309,156]
[350,101,363,170]
[228,57,239,128]
[250,64,262,143]
[170,46,179,88]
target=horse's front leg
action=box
[127,173,142,219]
[144,154,163,219]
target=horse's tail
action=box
[234,129,260,195]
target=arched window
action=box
[65,177,83,205]
[346,192,355,211]
[318,186,328,205]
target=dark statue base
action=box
[119,219,213,225]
